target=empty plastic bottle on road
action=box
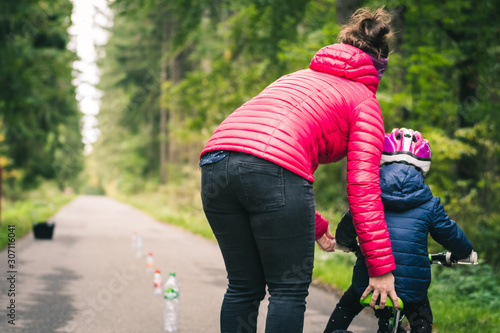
[146,252,155,274]
[135,234,143,258]
[131,231,138,249]
[163,272,179,332]
[153,269,163,296]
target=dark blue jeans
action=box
[201,152,316,333]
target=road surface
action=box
[0,195,376,332]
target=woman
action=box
[200,7,398,333]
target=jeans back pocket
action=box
[238,161,285,211]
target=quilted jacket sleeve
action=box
[429,198,473,259]
[346,97,395,277]
[315,211,328,240]
[335,210,360,252]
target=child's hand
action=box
[316,229,335,252]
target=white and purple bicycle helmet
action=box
[381,128,432,176]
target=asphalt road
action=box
[0,195,376,333]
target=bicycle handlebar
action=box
[429,250,478,266]
[358,251,478,310]
[334,242,479,267]
[360,293,404,310]
[333,243,353,252]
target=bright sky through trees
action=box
[69,0,111,154]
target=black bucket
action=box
[33,222,55,240]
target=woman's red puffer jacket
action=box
[201,43,395,277]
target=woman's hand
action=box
[361,271,399,309]
[316,228,335,252]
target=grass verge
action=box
[428,263,500,332]
[113,189,214,241]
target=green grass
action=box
[428,264,500,332]
[0,182,76,250]
[114,189,214,240]
[313,250,356,291]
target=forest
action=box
[94,0,500,265]
[1,0,499,331]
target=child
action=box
[324,128,474,333]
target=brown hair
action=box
[338,6,392,58]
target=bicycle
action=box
[330,250,478,333]
[365,251,478,333]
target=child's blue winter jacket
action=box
[336,163,473,303]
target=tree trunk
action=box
[458,61,478,128]
[390,6,406,55]
[336,0,361,25]
[168,58,178,164]
[0,166,2,224]
[160,20,169,184]
[390,5,409,121]
[168,16,182,164]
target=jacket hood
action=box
[380,163,433,211]
[309,43,379,93]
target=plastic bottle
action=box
[163,272,179,332]
[146,252,155,274]
[153,269,163,296]
[131,231,138,249]
[135,234,143,258]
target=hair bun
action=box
[338,7,392,58]
[361,19,390,45]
